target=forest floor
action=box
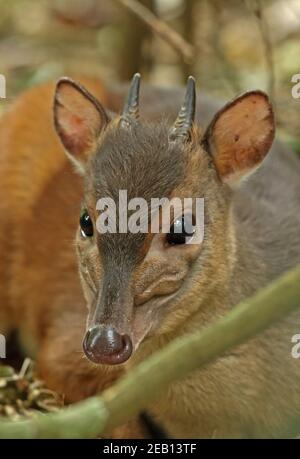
[0,359,63,420]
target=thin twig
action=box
[114,0,195,64]
[1,263,300,438]
[248,0,276,103]
[210,1,241,95]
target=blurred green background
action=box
[0,0,299,143]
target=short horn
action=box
[120,73,141,127]
[169,76,196,141]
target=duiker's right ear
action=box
[54,77,109,173]
[202,91,275,187]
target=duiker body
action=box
[0,74,300,438]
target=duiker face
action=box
[54,75,274,365]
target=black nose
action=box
[83,325,133,365]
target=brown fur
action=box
[1,76,300,439]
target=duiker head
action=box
[54,74,274,366]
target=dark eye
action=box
[80,211,94,238]
[166,216,195,245]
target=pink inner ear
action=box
[56,105,92,156]
[55,81,105,158]
[210,92,275,183]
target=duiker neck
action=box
[228,209,269,307]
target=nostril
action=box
[120,334,133,360]
[83,326,133,365]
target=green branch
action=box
[1,264,300,438]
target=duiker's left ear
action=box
[54,77,109,173]
[203,91,275,186]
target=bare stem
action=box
[114,0,195,64]
[248,0,276,103]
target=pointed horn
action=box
[120,73,141,127]
[169,76,196,142]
